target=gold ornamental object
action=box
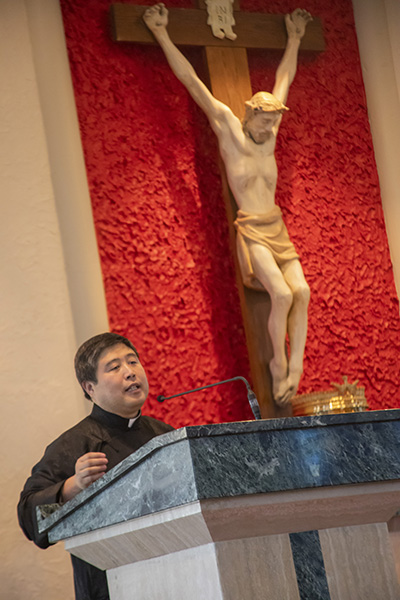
[291,376,369,417]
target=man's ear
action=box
[82,381,95,398]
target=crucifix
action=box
[110,2,324,418]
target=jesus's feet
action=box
[269,357,289,406]
[286,369,302,399]
[274,369,302,407]
[270,358,302,407]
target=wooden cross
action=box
[111,2,324,418]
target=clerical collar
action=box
[128,414,140,428]
[90,403,141,430]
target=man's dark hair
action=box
[74,332,139,400]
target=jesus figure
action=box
[144,4,311,406]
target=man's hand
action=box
[74,452,108,490]
[143,3,169,34]
[285,8,312,40]
[61,452,108,502]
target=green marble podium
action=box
[38,410,400,599]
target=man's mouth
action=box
[125,383,140,393]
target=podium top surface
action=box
[38,409,400,543]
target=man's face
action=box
[245,111,280,144]
[83,343,149,418]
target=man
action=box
[18,332,173,600]
[143,4,311,406]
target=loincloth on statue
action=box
[234,206,299,291]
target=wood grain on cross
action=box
[111,2,324,418]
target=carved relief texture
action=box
[60,0,400,426]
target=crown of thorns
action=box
[245,92,289,114]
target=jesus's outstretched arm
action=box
[143,3,237,134]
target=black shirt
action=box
[18,404,174,599]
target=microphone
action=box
[157,376,261,420]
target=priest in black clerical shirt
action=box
[18,332,174,600]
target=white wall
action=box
[0,1,108,599]
[352,0,400,301]
[26,0,109,346]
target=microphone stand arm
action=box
[157,376,261,420]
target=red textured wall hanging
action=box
[60,0,400,427]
